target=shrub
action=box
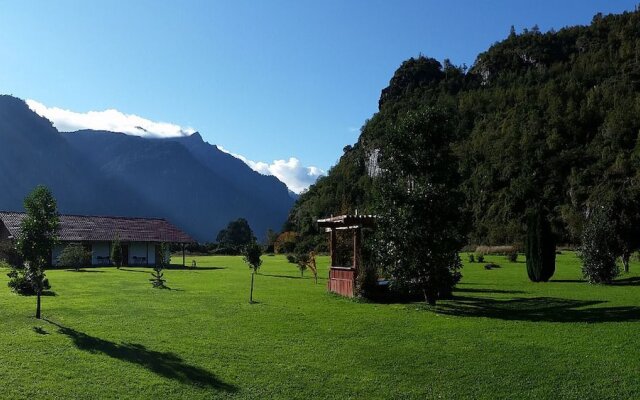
[286,254,296,264]
[506,251,518,262]
[476,254,485,263]
[580,207,620,284]
[468,253,475,263]
[7,264,51,295]
[475,245,517,255]
[57,243,91,271]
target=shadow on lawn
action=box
[455,288,526,295]
[435,296,640,323]
[611,276,640,286]
[119,266,226,273]
[45,319,237,392]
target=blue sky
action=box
[0,1,637,191]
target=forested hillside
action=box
[287,10,640,252]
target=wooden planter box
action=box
[328,266,356,297]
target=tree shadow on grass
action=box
[455,287,526,295]
[66,269,105,273]
[611,277,640,286]
[434,296,640,323]
[45,319,237,392]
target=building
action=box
[0,212,194,267]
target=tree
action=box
[525,208,556,282]
[57,243,91,271]
[242,242,262,303]
[111,234,123,268]
[295,251,309,277]
[580,206,620,284]
[373,108,467,305]
[150,242,169,288]
[15,185,59,319]
[265,229,279,253]
[216,218,256,252]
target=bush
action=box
[475,245,517,255]
[476,254,485,263]
[506,251,518,262]
[57,243,91,271]
[467,253,475,263]
[580,207,620,284]
[286,254,296,264]
[7,265,51,295]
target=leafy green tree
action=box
[15,185,59,318]
[216,218,256,252]
[111,234,123,268]
[373,108,467,305]
[242,242,262,303]
[57,243,91,271]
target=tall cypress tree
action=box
[526,208,556,282]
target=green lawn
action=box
[0,253,639,399]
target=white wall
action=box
[129,242,149,265]
[91,242,110,265]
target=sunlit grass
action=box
[0,252,638,399]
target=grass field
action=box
[1,252,639,399]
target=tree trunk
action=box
[249,270,255,303]
[622,251,630,273]
[422,287,437,306]
[36,291,41,319]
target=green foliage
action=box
[150,243,169,289]
[216,218,256,252]
[506,251,518,263]
[294,251,309,277]
[372,107,467,305]
[242,242,263,303]
[111,235,123,268]
[57,244,91,271]
[13,185,59,317]
[525,209,556,282]
[579,207,620,284]
[243,242,263,272]
[468,253,475,263]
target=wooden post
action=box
[330,229,337,267]
[352,227,360,269]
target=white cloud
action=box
[218,146,324,194]
[26,99,195,138]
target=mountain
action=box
[286,9,640,250]
[64,130,295,241]
[0,95,160,218]
[0,95,295,241]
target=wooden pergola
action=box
[317,214,376,297]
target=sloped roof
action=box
[0,212,194,243]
